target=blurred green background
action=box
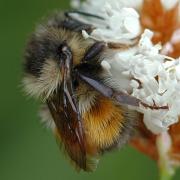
[0,0,180,180]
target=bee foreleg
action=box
[62,12,94,33]
[78,73,169,110]
[64,11,104,20]
[77,73,140,107]
[83,42,105,62]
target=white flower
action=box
[138,30,162,56]
[104,30,180,134]
[78,0,143,12]
[161,0,179,10]
[71,1,141,44]
[90,6,141,43]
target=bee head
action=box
[23,27,73,100]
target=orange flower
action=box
[140,0,179,44]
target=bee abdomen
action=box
[83,97,139,152]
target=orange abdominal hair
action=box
[131,0,180,163]
[83,96,124,150]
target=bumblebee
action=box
[23,11,141,171]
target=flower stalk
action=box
[156,132,176,180]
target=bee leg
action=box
[78,73,169,110]
[62,18,93,33]
[62,13,93,33]
[64,11,104,21]
[83,42,105,62]
[77,73,141,107]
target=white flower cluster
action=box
[109,30,180,134]
[90,6,141,44]
[72,0,141,44]
[70,0,180,134]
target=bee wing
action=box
[47,73,98,171]
[46,42,98,171]
[47,76,88,170]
